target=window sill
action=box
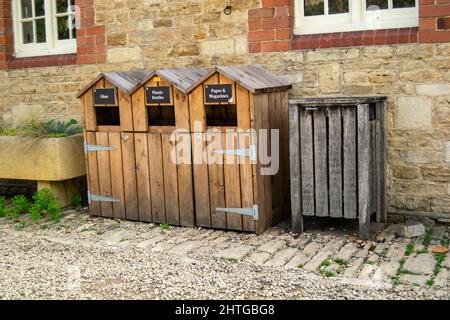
[7,53,77,70]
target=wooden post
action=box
[357,104,371,239]
[377,101,388,223]
[289,104,303,233]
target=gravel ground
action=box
[0,212,448,300]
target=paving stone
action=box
[432,226,447,240]
[76,222,96,233]
[401,274,430,286]
[343,258,365,277]
[335,242,358,261]
[397,220,426,238]
[151,240,178,253]
[170,241,204,255]
[354,241,374,258]
[375,225,398,242]
[372,262,399,282]
[102,230,135,246]
[256,240,286,254]
[216,245,254,260]
[442,254,450,268]
[304,239,345,272]
[136,235,165,249]
[434,269,449,288]
[246,252,271,265]
[358,264,377,279]
[403,253,436,275]
[386,241,408,261]
[374,243,388,256]
[265,248,298,267]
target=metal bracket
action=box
[88,192,120,204]
[214,145,257,162]
[215,205,259,220]
[84,142,116,154]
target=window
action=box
[295,0,418,35]
[12,0,77,58]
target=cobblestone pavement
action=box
[0,210,448,300]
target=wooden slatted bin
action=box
[77,71,151,221]
[288,97,387,239]
[132,69,207,226]
[186,65,292,234]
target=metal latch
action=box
[84,142,116,154]
[305,106,318,111]
[215,205,259,220]
[88,192,120,204]
[213,145,257,162]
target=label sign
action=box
[146,86,171,104]
[93,88,117,106]
[204,84,233,104]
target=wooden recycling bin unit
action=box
[288,97,387,239]
[186,65,292,234]
[78,66,292,235]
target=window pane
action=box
[35,0,45,17]
[366,0,388,10]
[393,0,415,8]
[56,0,68,13]
[21,0,33,18]
[36,18,46,43]
[57,16,70,40]
[22,21,34,43]
[328,0,349,14]
[304,0,324,16]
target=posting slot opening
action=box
[95,107,121,126]
[206,104,237,127]
[147,105,175,126]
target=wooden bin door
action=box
[195,130,257,233]
[85,131,137,220]
[142,132,195,226]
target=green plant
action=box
[426,279,434,287]
[405,242,415,256]
[391,275,401,286]
[422,226,433,247]
[398,269,417,275]
[7,195,30,220]
[380,248,388,257]
[323,271,335,277]
[297,263,304,269]
[440,237,449,247]
[319,259,332,268]
[160,223,170,230]
[433,253,446,276]
[0,196,7,217]
[333,258,348,267]
[416,249,428,255]
[41,119,82,138]
[365,260,377,265]
[71,192,82,209]
[29,189,61,222]
[399,258,406,267]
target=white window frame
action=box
[295,0,419,35]
[12,0,77,58]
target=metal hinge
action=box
[88,191,120,204]
[215,205,259,220]
[214,145,257,161]
[84,142,116,154]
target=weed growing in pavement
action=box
[160,223,170,230]
[422,226,434,247]
[405,242,415,256]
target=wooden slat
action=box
[370,121,377,215]
[108,132,126,219]
[377,102,387,223]
[224,131,243,231]
[162,134,180,225]
[86,132,101,216]
[358,104,371,239]
[343,107,357,219]
[239,132,256,233]
[189,80,207,132]
[299,109,315,216]
[236,85,251,130]
[83,87,97,131]
[118,90,134,132]
[328,107,343,218]
[148,134,166,223]
[313,110,329,217]
[176,133,195,226]
[192,132,211,227]
[95,132,114,218]
[267,93,279,227]
[207,132,226,229]
[174,88,190,130]
[121,133,139,221]
[131,87,148,132]
[276,91,290,223]
[135,133,152,222]
[289,104,303,233]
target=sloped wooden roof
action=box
[76,71,152,98]
[189,65,292,94]
[143,68,208,93]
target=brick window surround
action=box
[0,0,106,70]
[249,0,450,53]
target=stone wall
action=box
[0,0,448,216]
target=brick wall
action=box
[0,0,105,69]
[249,0,450,53]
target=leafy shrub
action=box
[0,196,7,217]
[0,118,82,138]
[7,195,30,220]
[71,192,82,209]
[42,119,82,138]
[29,189,61,222]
